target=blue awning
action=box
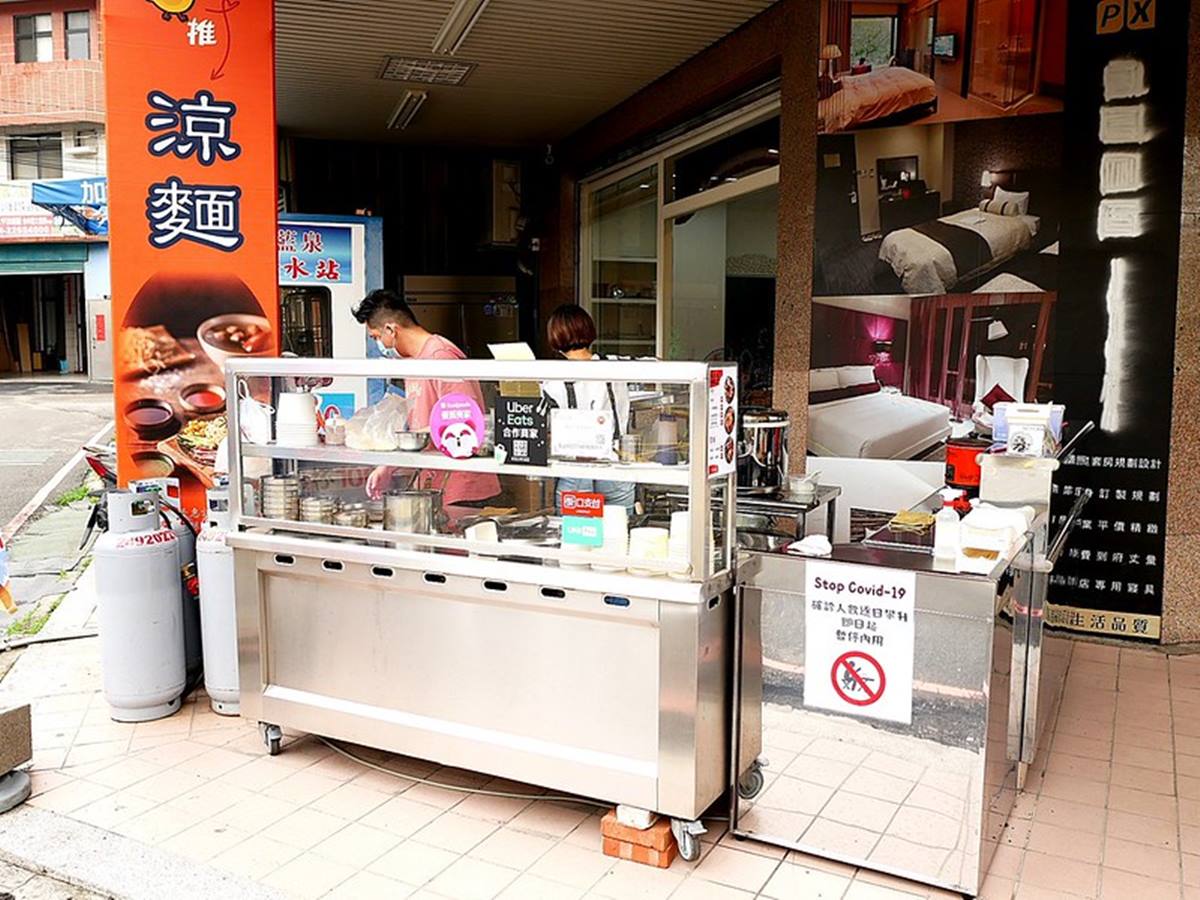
[30,178,108,237]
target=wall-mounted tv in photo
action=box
[877,156,919,195]
[933,33,957,59]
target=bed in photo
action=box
[814,118,1063,297]
[809,292,1056,459]
[817,0,1066,134]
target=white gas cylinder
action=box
[130,478,201,680]
[94,491,185,722]
[196,486,240,715]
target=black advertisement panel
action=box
[1047,0,1189,640]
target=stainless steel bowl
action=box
[395,431,430,452]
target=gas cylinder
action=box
[196,484,239,715]
[130,478,201,681]
[94,492,185,722]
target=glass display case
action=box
[226,358,737,586]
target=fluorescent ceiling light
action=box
[432,0,491,55]
[387,90,428,130]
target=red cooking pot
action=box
[945,438,990,493]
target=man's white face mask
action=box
[375,324,400,358]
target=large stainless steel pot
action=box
[738,409,789,496]
[384,489,443,534]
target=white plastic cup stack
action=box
[275,392,319,448]
[591,505,629,572]
[668,510,691,580]
[628,527,670,576]
[464,520,500,557]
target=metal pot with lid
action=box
[738,408,790,496]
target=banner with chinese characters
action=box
[278,222,354,285]
[104,0,277,520]
[1046,0,1190,640]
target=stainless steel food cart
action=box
[224,357,750,858]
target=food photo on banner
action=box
[105,0,278,520]
[807,0,1186,639]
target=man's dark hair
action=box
[352,289,418,328]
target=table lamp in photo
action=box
[820,43,842,76]
[977,170,994,223]
[819,44,843,100]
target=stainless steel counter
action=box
[731,538,1045,896]
[232,528,736,825]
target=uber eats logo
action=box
[1097,0,1156,33]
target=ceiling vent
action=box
[379,56,476,86]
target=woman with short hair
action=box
[542,304,635,512]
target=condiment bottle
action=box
[934,488,963,562]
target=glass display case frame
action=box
[224,357,738,592]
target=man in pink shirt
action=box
[352,290,500,514]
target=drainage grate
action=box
[379,55,476,86]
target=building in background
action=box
[0,0,108,379]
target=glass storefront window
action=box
[666,116,780,204]
[586,166,658,357]
[579,95,780,363]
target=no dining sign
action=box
[803,562,916,725]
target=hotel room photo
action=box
[818,0,1066,134]
[814,114,1062,296]
[808,291,1055,460]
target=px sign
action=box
[1097,0,1155,33]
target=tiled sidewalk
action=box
[2,635,1199,899]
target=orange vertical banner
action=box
[104,0,278,519]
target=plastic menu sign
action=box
[708,367,738,476]
[430,394,484,459]
[803,561,916,725]
[561,491,605,547]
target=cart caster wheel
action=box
[671,819,705,863]
[261,723,283,756]
[737,765,765,801]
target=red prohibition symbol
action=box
[831,650,886,706]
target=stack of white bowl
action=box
[299,496,337,524]
[628,527,670,576]
[591,505,629,572]
[668,510,691,580]
[276,392,319,448]
[261,475,300,520]
[465,520,501,557]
